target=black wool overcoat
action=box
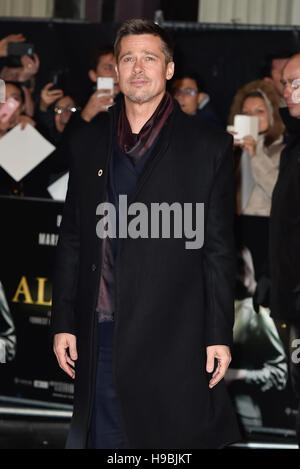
[51,99,241,449]
[269,112,300,321]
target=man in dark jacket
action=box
[270,53,300,445]
[51,19,240,449]
[171,72,222,128]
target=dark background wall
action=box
[0,18,299,124]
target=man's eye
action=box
[124,57,132,62]
[145,56,154,61]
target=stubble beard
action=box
[125,75,153,103]
[127,93,152,103]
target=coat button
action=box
[91,264,97,272]
[98,169,103,177]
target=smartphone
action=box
[0,79,5,103]
[7,42,34,58]
[7,43,34,67]
[97,77,114,94]
[49,70,65,90]
[0,98,20,123]
[233,115,259,142]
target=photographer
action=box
[0,33,40,117]
[0,81,35,139]
[35,82,79,145]
[80,46,119,123]
[0,82,57,198]
[228,80,285,217]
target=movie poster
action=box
[226,214,298,444]
[0,196,74,407]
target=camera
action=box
[7,42,35,67]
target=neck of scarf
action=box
[117,91,174,165]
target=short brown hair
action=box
[89,46,114,71]
[114,18,174,64]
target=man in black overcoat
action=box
[51,19,240,449]
[270,54,300,445]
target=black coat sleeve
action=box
[203,135,236,347]
[50,140,80,337]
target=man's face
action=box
[172,78,200,115]
[271,58,289,96]
[116,34,174,104]
[89,52,119,96]
[281,58,300,118]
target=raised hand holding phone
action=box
[97,77,114,96]
[81,77,114,122]
[0,98,20,123]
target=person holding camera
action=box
[228,80,285,217]
[36,82,79,145]
[80,46,119,123]
[0,81,41,196]
[0,33,40,117]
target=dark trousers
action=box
[89,321,127,449]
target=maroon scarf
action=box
[117,91,174,165]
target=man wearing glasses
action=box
[171,72,222,127]
[268,53,300,446]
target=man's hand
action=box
[206,345,231,389]
[81,89,113,122]
[53,333,77,379]
[0,33,25,57]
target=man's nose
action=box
[283,85,292,101]
[133,58,143,73]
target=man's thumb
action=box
[69,340,78,360]
[206,350,215,373]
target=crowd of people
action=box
[0,23,300,446]
[0,32,293,201]
[0,32,293,200]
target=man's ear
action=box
[166,62,175,81]
[198,92,205,105]
[88,69,97,83]
[263,76,273,85]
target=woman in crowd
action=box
[35,82,79,145]
[33,84,81,192]
[228,79,285,217]
[0,81,37,196]
[227,83,288,434]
